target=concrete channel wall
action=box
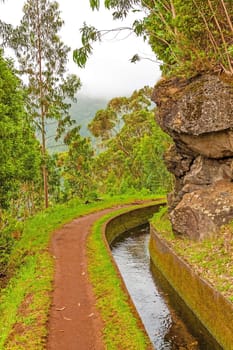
[103,202,233,349]
[149,227,233,350]
[102,202,163,350]
[104,203,162,245]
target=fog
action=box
[0,0,161,98]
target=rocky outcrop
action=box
[152,73,233,240]
[170,181,233,240]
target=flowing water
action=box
[111,224,221,350]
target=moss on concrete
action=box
[149,227,233,350]
[105,202,164,245]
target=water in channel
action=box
[110,224,218,350]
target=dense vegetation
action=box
[0,0,171,291]
[0,53,42,212]
[88,87,172,195]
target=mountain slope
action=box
[46,95,108,152]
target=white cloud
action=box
[0,0,161,98]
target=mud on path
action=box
[47,208,116,350]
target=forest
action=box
[1,0,233,349]
[0,0,173,278]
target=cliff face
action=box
[152,74,233,240]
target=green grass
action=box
[171,231,233,301]
[151,205,233,302]
[150,205,173,239]
[0,194,158,350]
[87,208,153,350]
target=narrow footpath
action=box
[46,208,115,350]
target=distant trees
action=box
[59,127,95,199]
[88,87,172,194]
[8,0,81,207]
[47,87,172,198]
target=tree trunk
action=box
[36,0,49,208]
[41,116,49,208]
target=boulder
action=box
[153,74,233,159]
[152,74,233,137]
[170,181,233,240]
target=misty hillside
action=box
[46,95,108,152]
[70,95,108,137]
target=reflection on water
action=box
[111,225,200,350]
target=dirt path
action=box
[46,208,115,350]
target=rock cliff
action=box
[152,74,233,240]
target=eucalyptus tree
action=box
[74,0,233,77]
[141,0,233,76]
[9,0,81,208]
[59,127,95,199]
[0,0,13,45]
[88,87,172,194]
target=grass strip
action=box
[151,206,233,302]
[87,207,153,350]
[0,194,158,350]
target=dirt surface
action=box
[46,208,116,350]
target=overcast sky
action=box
[0,0,161,99]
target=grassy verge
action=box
[87,207,153,350]
[0,194,158,350]
[151,206,233,302]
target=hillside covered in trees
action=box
[45,95,108,152]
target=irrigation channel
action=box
[110,224,220,350]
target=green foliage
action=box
[89,0,100,10]
[44,95,108,152]
[89,87,172,195]
[150,205,174,239]
[5,0,81,207]
[10,0,81,127]
[0,221,16,279]
[83,0,233,77]
[89,0,141,16]
[139,0,233,75]
[89,108,118,140]
[0,51,42,210]
[73,23,101,68]
[60,126,95,199]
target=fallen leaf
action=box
[56,306,66,311]
[63,316,72,321]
